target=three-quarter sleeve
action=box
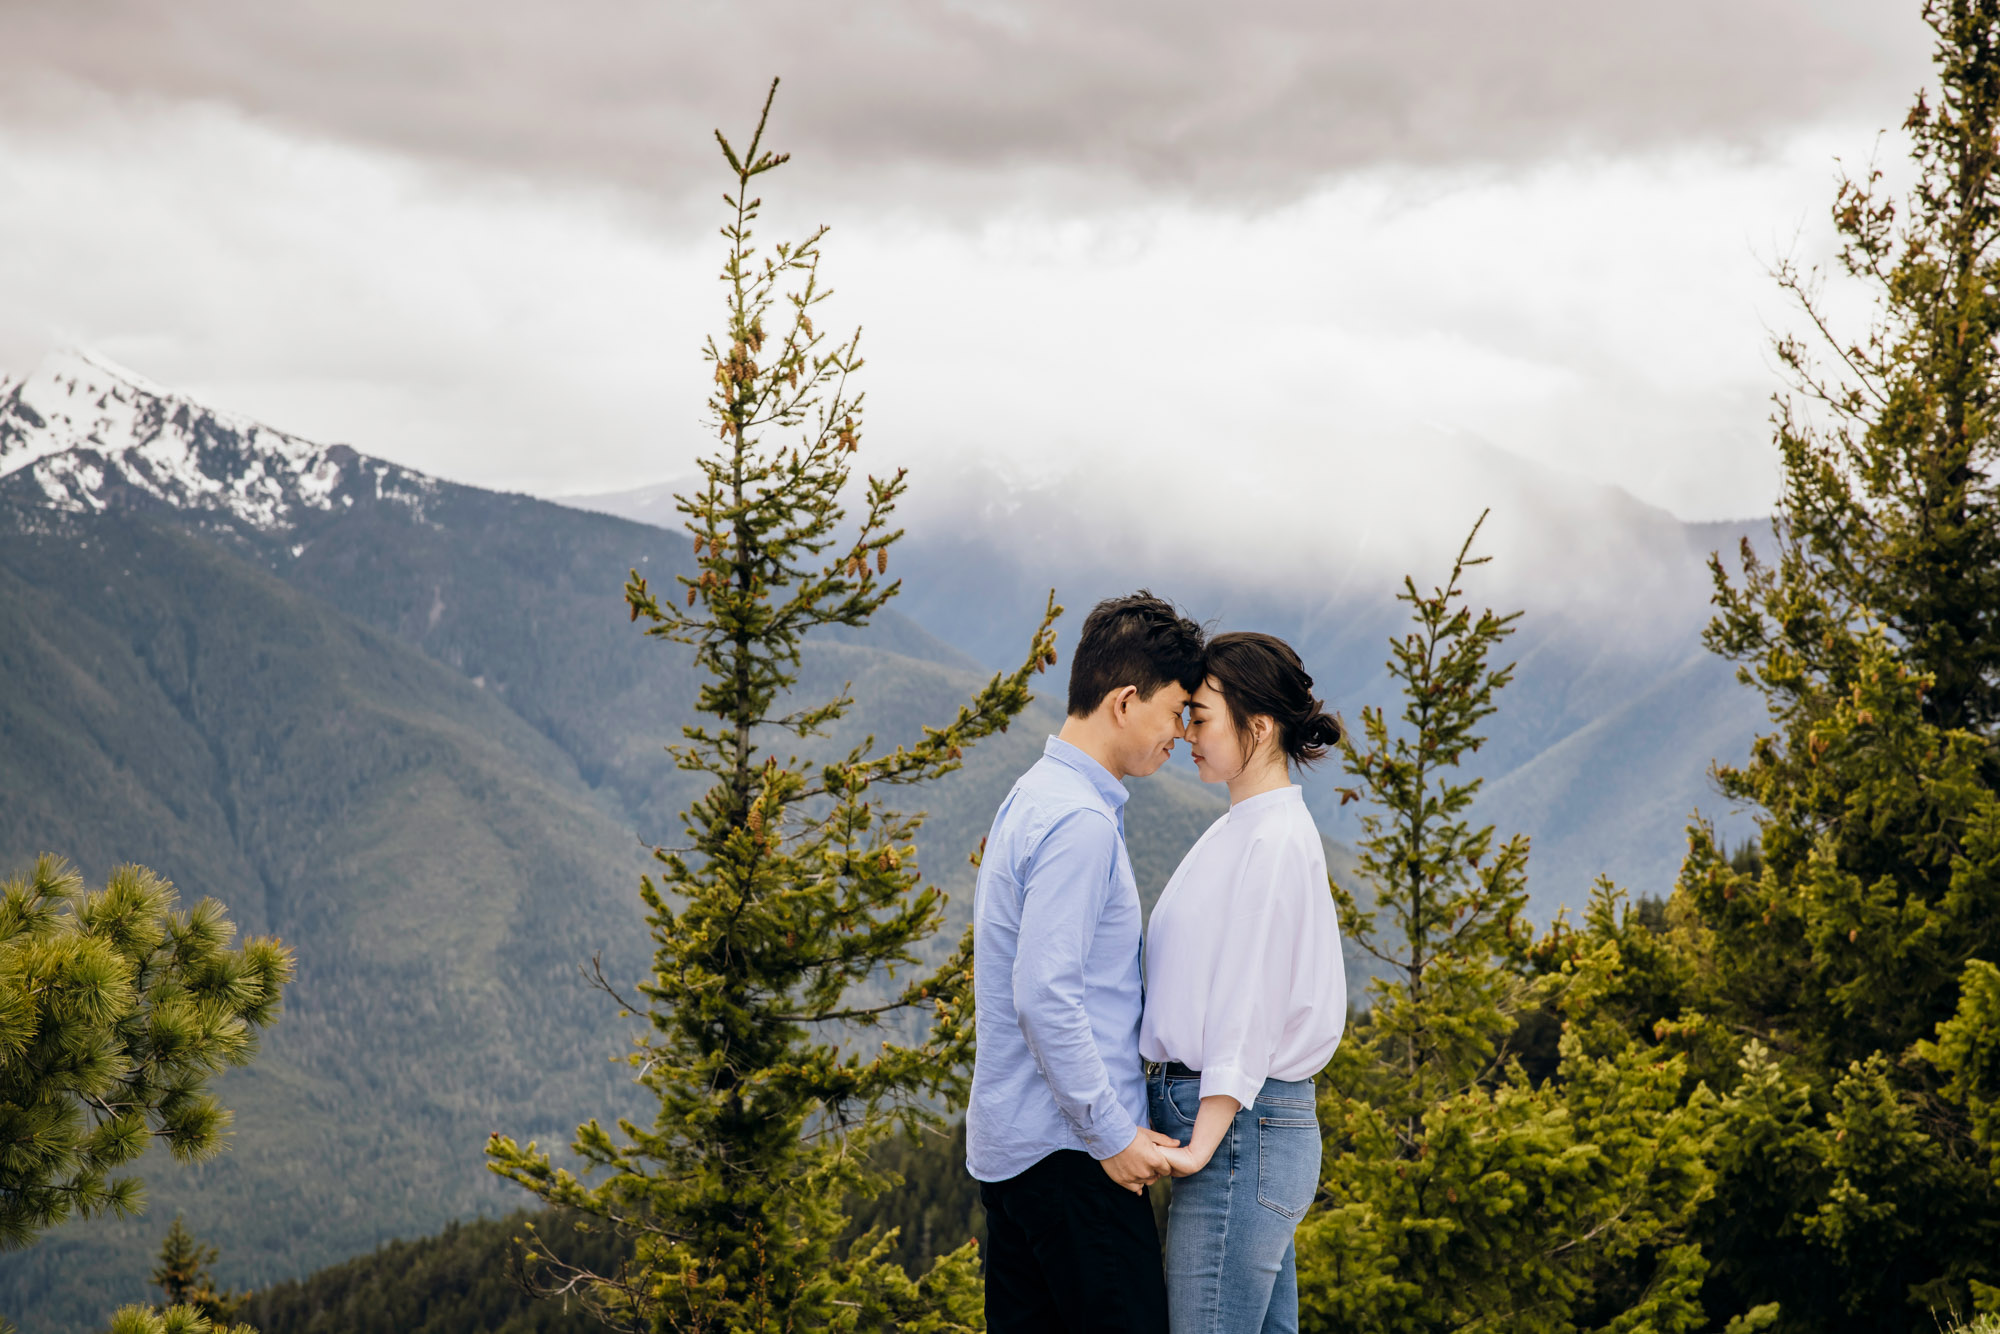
[1194,831,1306,1108]
[1011,809,1141,1160]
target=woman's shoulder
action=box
[1231,797,1323,881]
[1240,789,1324,848]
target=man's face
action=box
[1118,682,1192,778]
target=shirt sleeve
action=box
[1196,831,1305,1108]
[1012,809,1140,1160]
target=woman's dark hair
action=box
[1202,631,1345,767]
[1066,591,1207,717]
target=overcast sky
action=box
[0,1,1936,525]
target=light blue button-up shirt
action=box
[966,736,1149,1182]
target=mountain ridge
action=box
[0,349,1243,1330]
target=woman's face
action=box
[1186,677,1263,785]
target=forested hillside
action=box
[0,352,1246,1329]
[238,1128,982,1334]
[240,1212,626,1334]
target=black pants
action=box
[979,1149,1169,1334]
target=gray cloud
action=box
[0,0,1931,209]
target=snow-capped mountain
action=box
[0,348,433,530]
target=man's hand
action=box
[1101,1128,1180,1193]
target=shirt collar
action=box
[1227,784,1304,822]
[1042,735,1131,812]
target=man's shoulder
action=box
[997,758,1118,848]
[1012,756,1118,821]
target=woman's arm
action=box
[1163,1094,1240,1176]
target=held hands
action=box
[1100,1128,1182,1193]
[1157,1143,1211,1178]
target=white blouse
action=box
[1140,784,1347,1108]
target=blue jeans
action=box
[1148,1067,1320,1334]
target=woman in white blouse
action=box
[1143,631,1347,1334]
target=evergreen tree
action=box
[0,854,292,1248]
[838,1121,983,1277]
[150,1216,245,1324]
[486,82,1057,1333]
[1646,1,2000,1325]
[1295,521,1718,1333]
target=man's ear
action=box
[1107,684,1140,723]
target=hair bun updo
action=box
[1202,631,1346,768]
[1298,705,1347,758]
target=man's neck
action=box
[1055,716,1129,782]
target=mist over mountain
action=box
[567,442,1771,912]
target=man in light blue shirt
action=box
[968,592,1206,1334]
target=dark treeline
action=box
[242,1213,627,1334]
[232,1143,981,1334]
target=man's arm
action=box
[1012,810,1174,1189]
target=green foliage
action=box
[486,83,1055,1332]
[103,1306,254,1334]
[1922,959,2000,1158]
[1298,522,1716,1333]
[1637,2,2000,1326]
[0,854,290,1248]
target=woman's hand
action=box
[1159,1093,1240,1178]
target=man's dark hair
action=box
[1066,591,1206,717]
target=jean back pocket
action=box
[1256,1117,1320,1220]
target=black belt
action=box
[1146,1060,1200,1080]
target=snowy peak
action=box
[0,348,343,528]
[0,348,428,531]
